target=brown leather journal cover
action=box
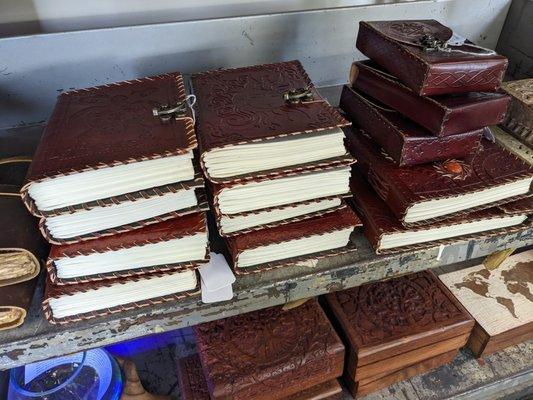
[21,72,197,216]
[42,270,200,325]
[323,271,474,383]
[498,197,533,216]
[194,299,345,400]
[501,79,533,147]
[350,61,510,136]
[350,170,530,254]
[47,212,208,285]
[340,85,482,166]
[347,128,533,226]
[192,60,352,183]
[226,207,361,273]
[356,20,507,96]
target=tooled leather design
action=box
[194,300,343,399]
[178,355,210,400]
[192,60,349,152]
[426,67,505,89]
[329,271,466,347]
[402,135,481,166]
[499,197,533,215]
[384,20,451,43]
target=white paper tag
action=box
[201,281,234,303]
[436,243,469,264]
[198,252,236,291]
[448,31,467,46]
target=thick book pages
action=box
[43,269,199,325]
[194,299,344,400]
[347,129,533,226]
[356,20,508,96]
[350,171,528,253]
[22,72,198,217]
[340,85,482,166]
[192,60,352,183]
[350,61,510,136]
[210,164,351,215]
[439,250,533,357]
[47,212,208,285]
[226,207,361,272]
[323,271,473,397]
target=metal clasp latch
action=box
[419,34,450,52]
[152,100,187,121]
[283,87,314,104]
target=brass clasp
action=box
[419,34,450,52]
[283,87,314,104]
[152,100,187,121]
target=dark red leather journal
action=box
[356,20,508,96]
[194,299,345,400]
[340,85,482,166]
[347,128,533,226]
[350,61,510,136]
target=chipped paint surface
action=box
[0,227,531,370]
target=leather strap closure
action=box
[153,94,197,122]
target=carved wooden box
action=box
[501,79,533,147]
[323,270,474,397]
[439,250,533,358]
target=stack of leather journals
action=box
[20,73,210,324]
[323,270,474,397]
[192,60,361,273]
[178,299,344,400]
[340,19,533,253]
[440,249,533,358]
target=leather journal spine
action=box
[340,85,482,166]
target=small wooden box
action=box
[323,270,474,397]
[439,250,533,358]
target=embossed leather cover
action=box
[347,128,533,226]
[323,271,474,383]
[47,212,208,285]
[191,60,352,183]
[226,207,361,273]
[177,353,342,400]
[340,85,482,166]
[39,186,208,245]
[498,197,533,216]
[350,61,510,136]
[350,170,530,254]
[356,20,508,96]
[21,72,197,216]
[42,270,200,325]
[501,79,533,147]
[194,299,345,400]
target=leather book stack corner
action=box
[501,78,533,147]
[439,250,533,358]
[192,60,361,272]
[323,270,474,397]
[190,299,344,400]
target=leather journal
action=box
[43,269,199,325]
[21,72,203,219]
[47,212,209,285]
[194,299,345,400]
[499,197,533,216]
[0,159,49,331]
[501,78,533,147]
[440,250,533,358]
[323,271,474,397]
[225,207,361,274]
[349,61,510,136]
[177,353,342,400]
[191,60,353,183]
[350,170,529,254]
[340,85,482,166]
[347,128,533,226]
[356,20,508,96]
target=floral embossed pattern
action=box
[192,60,348,151]
[327,272,466,347]
[194,299,343,399]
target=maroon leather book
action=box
[498,197,533,216]
[47,212,208,285]
[356,20,508,96]
[347,128,533,226]
[350,61,510,136]
[21,72,198,217]
[194,299,345,400]
[340,85,482,166]
[192,60,352,183]
[226,207,361,274]
[350,170,529,253]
